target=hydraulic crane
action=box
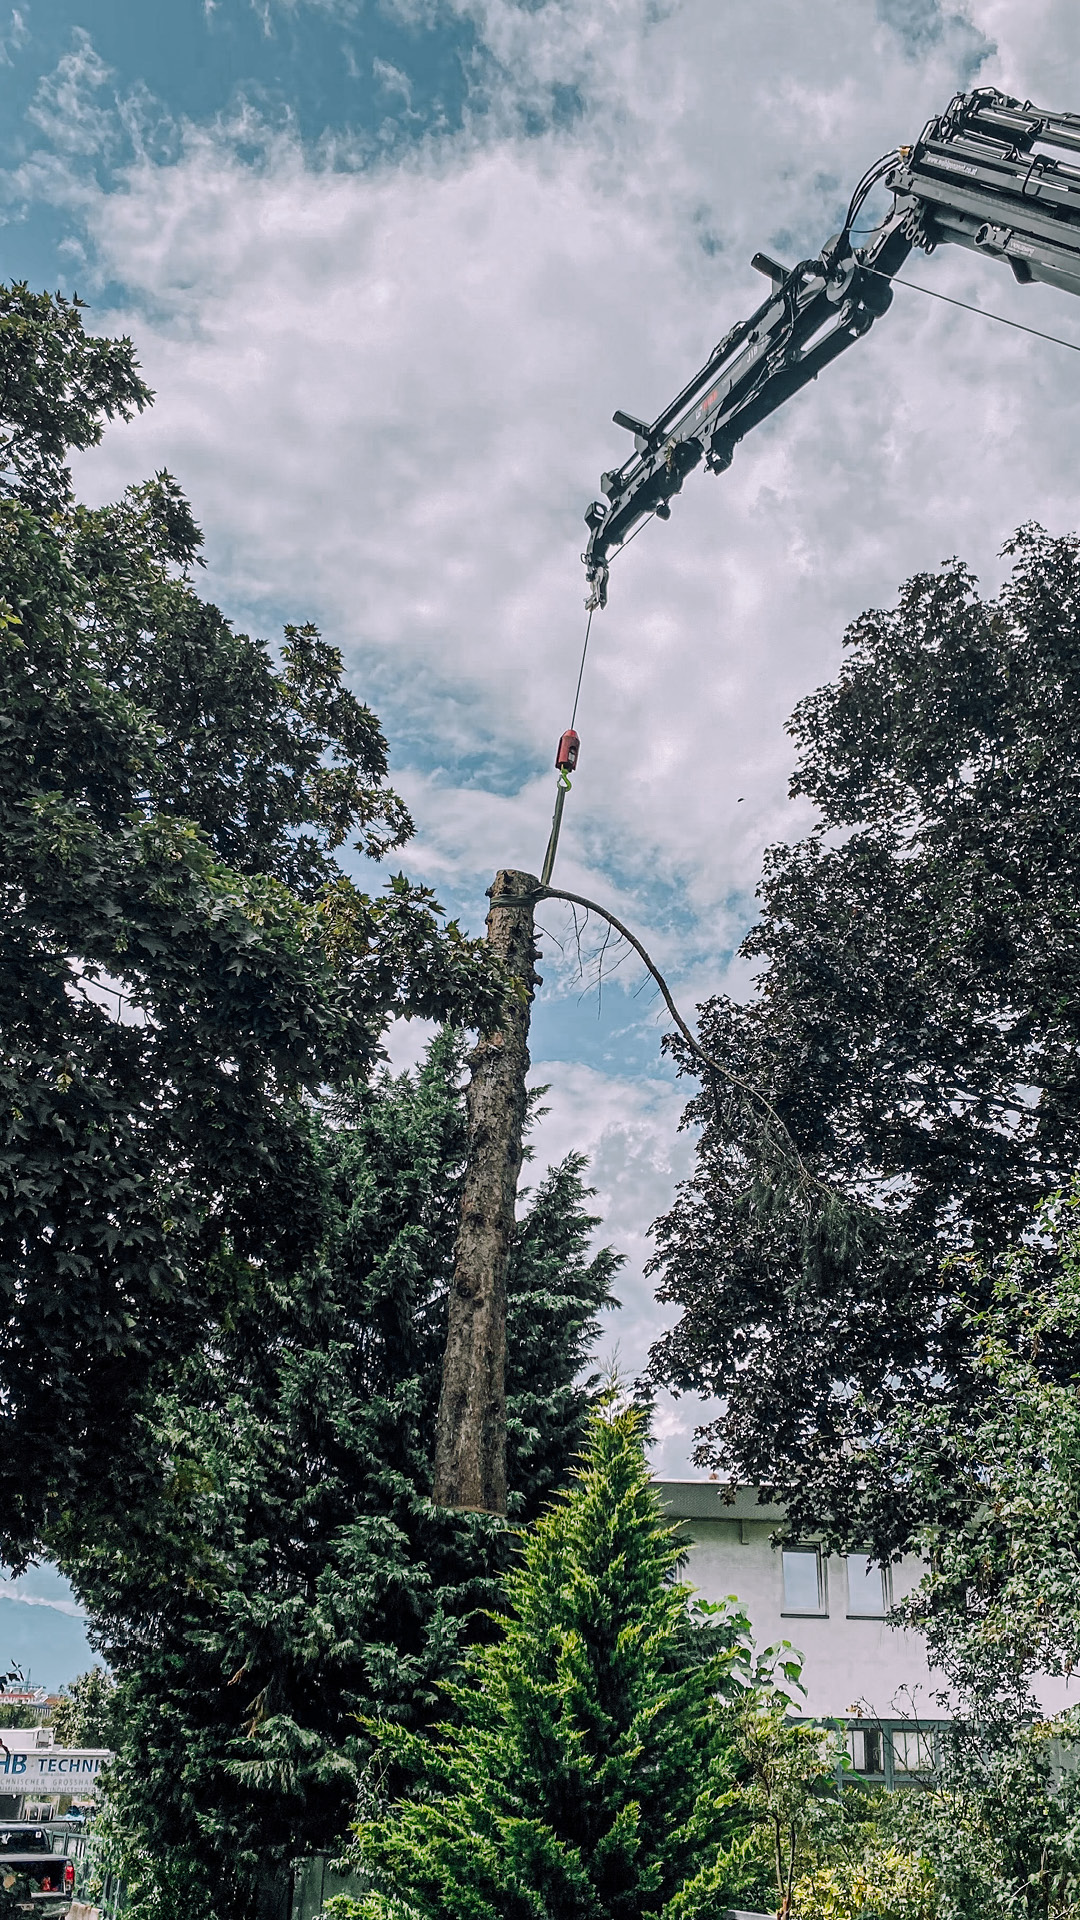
[583,85,1080,610]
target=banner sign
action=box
[0,1749,111,1793]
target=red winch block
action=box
[555,728,580,773]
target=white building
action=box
[657,1480,1080,1777]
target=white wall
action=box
[657,1483,1080,1723]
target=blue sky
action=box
[0,1,482,293]
[0,1567,93,1695]
[6,0,1080,1685]
[0,1,479,158]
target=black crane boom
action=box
[583,86,1080,609]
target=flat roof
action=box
[652,1481,786,1523]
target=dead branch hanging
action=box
[533,882,839,1204]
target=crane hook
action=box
[541,729,581,886]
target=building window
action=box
[891,1728,935,1775]
[847,1727,883,1775]
[781,1544,827,1614]
[846,1554,890,1616]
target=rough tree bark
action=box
[433,868,540,1513]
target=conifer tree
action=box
[57,1037,620,1920]
[350,1406,759,1920]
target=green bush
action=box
[793,1844,937,1920]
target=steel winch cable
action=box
[569,605,594,732]
[869,266,1080,354]
[540,507,662,883]
[540,604,592,887]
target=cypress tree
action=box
[352,1406,757,1920]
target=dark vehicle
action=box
[0,1827,74,1915]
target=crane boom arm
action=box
[583,86,1080,609]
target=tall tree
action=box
[56,1037,621,1920]
[649,526,1080,1552]
[0,284,502,1562]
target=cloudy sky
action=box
[4,0,1080,1682]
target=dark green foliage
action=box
[790,1188,1080,1917]
[0,284,502,1563]
[351,1407,758,1920]
[0,284,150,513]
[507,1151,624,1523]
[70,482,415,890]
[649,527,1080,1553]
[0,1702,47,1730]
[878,1720,1080,1919]
[56,1037,620,1920]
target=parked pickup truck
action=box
[0,1825,75,1916]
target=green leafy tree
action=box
[52,1667,118,1750]
[814,1190,1080,1918]
[57,1037,620,1920]
[650,526,1080,1554]
[876,1718,1080,1919]
[0,1699,47,1731]
[889,1189,1080,1704]
[756,1710,1080,1920]
[345,1405,766,1920]
[732,1705,848,1918]
[0,284,501,1562]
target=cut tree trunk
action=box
[433,868,540,1513]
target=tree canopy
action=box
[649,526,1080,1550]
[0,284,502,1562]
[52,1667,118,1751]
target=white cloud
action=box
[523,1055,714,1475]
[0,7,28,67]
[372,57,413,108]
[27,27,116,156]
[13,0,1080,1467]
[0,1583,87,1621]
